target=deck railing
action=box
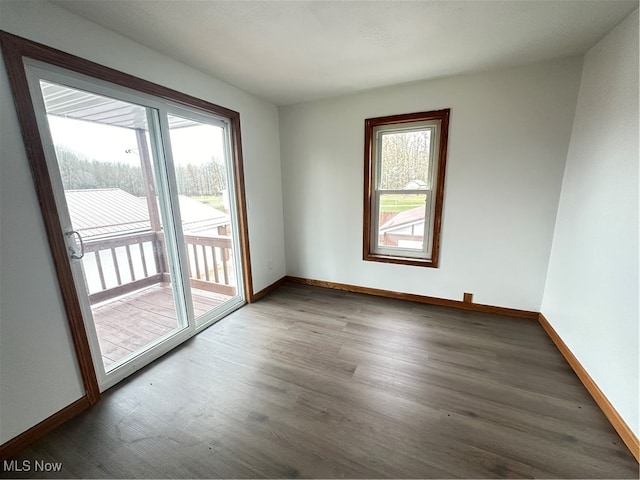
[183,234,236,296]
[84,231,235,304]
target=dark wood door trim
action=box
[0,29,255,437]
[0,31,101,404]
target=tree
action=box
[174,157,227,196]
[55,144,227,197]
[54,144,145,196]
[380,130,431,190]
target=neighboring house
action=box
[379,205,425,248]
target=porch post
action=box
[135,128,165,274]
[135,128,161,230]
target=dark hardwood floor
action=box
[3,283,637,478]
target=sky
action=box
[47,115,225,167]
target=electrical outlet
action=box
[268,260,273,271]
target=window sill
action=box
[363,252,439,268]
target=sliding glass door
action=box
[164,111,245,327]
[24,61,245,390]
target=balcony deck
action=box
[92,284,231,368]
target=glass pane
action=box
[377,193,427,250]
[40,80,185,371]
[378,128,432,190]
[166,114,238,322]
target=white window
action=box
[364,110,450,267]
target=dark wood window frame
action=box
[0,30,255,406]
[363,109,450,268]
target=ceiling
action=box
[50,0,638,106]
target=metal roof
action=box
[379,205,425,232]
[65,188,229,239]
[65,188,149,238]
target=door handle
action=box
[65,230,85,260]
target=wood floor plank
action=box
[3,283,637,478]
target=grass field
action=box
[192,195,226,212]
[380,194,425,212]
[192,194,422,214]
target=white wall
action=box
[541,10,639,438]
[280,58,583,311]
[0,0,285,443]
[0,56,86,445]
